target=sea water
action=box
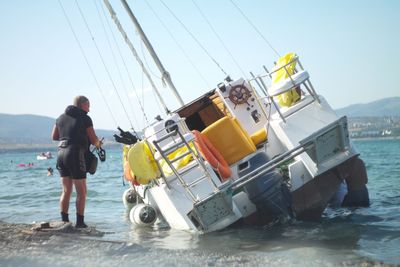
[0,139,399,266]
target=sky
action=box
[0,0,399,131]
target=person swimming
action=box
[47,167,54,176]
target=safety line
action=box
[145,0,211,88]
[98,0,150,126]
[75,0,135,130]
[229,0,280,58]
[58,0,119,127]
[192,0,248,79]
[93,0,141,129]
[160,0,228,77]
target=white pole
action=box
[120,0,185,106]
[103,0,170,114]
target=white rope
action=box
[58,0,118,127]
[140,41,165,117]
[145,0,211,88]
[75,0,135,129]
[93,0,140,130]
[103,0,170,115]
[192,0,248,79]
[98,1,150,126]
[229,0,280,58]
[160,0,229,77]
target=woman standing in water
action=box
[51,96,102,228]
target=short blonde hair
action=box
[73,95,89,108]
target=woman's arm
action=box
[86,126,102,148]
[51,125,59,141]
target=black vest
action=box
[56,105,89,148]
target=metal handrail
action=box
[152,128,219,203]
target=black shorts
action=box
[56,145,87,179]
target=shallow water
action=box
[0,139,399,266]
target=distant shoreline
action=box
[0,142,122,152]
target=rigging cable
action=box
[58,0,118,127]
[75,0,135,130]
[98,0,150,126]
[103,0,170,115]
[191,0,248,79]
[145,0,211,89]
[134,24,163,83]
[159,0,229,77]
[229,0,280,58]
[93,0,141,130]
[140,41,165,116]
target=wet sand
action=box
[0,221,396,267]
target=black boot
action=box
[76,214,88,228]
[61,212,69,222]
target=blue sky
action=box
[1,0,399,130]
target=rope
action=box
[58,0,118,127]
[229,0,280,58]
[93,0,140,130]
[145,0,211,88]
[159,0,228,77]
[98,1,150,127]
[103,0,170,115]
[137,31,163,83]
[140,42,165,116]
[192,0,248,79]
[75,0,135,130]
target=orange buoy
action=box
[192,130,231,181]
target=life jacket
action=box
[56,105,89,148]
[271,52,301,107]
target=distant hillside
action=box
[1,96,399,147]
[335,97,400,117]
[0,113,116,146]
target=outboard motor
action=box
[129,204,157,226]
[238,152,292,223]
[244,171,292,220]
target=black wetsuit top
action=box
[56,105,93,179]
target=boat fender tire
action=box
[192,130,231,180]
[122,188,137,211]
[129,204,157,226]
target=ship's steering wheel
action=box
[228,84,251,107]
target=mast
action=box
[103,0,170,115]
[120,0,185,106]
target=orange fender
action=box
[124,160,135,182]
[192,130,231,181]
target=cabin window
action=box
[176,90,227,132]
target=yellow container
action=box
[202,117,256,165]
[250,128,267,146]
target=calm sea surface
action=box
[0,139,399,266]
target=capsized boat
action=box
[105,2,369,233]
[118,54,369,233]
